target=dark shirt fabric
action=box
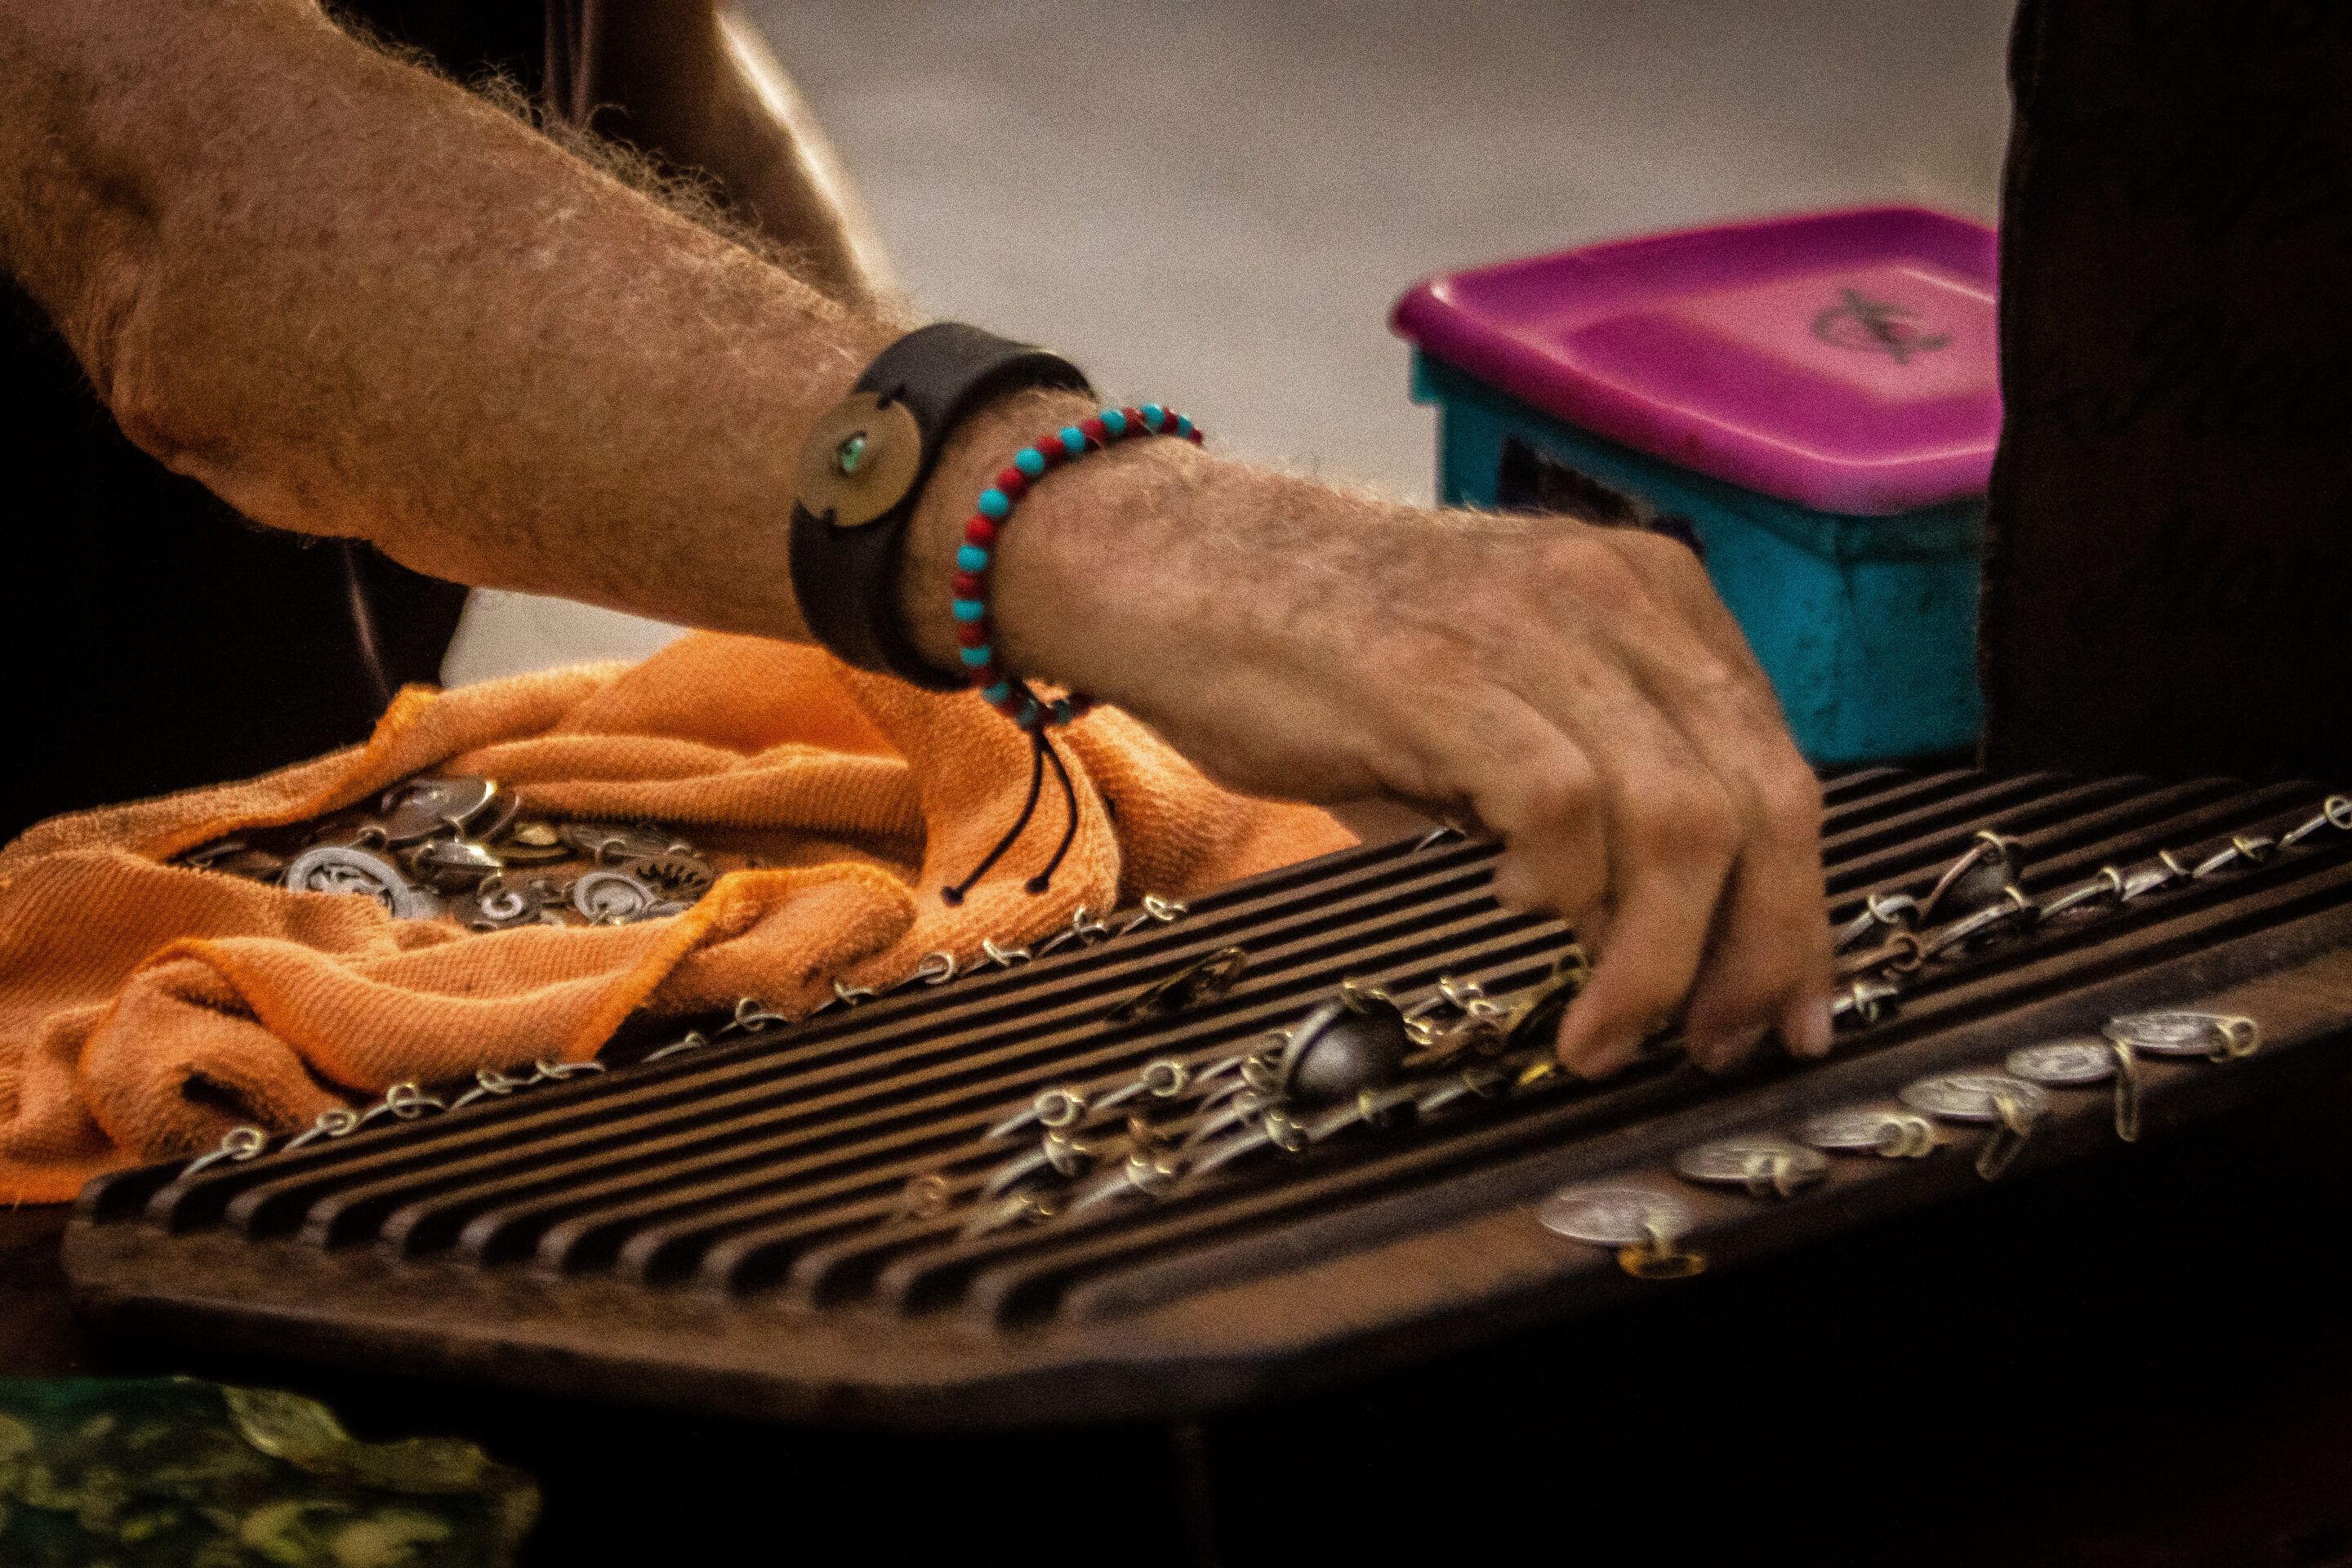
[1980,0,2352,783]
[0,2,558,844]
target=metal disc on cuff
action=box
[2006,1038,2116,1085]
[1537,1185,1693,1246]
[2103,1011,2251,1057]
[1900,1071,2049,1123]
[1673,1135,1829,1190]
[1801,1106,1920,1152]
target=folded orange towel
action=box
[0,633,1353,1203]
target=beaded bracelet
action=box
[950,403,1203,731]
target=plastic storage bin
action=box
[1392,207,2000,765]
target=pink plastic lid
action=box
[1392,207,2000,516]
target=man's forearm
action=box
[1,1,1837,1080]
[0,0,906,639]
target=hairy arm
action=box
[0,0,1832,1074]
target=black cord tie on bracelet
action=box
[939,728,1081,905]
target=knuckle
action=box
[1756,755,1826,843]
[1539,529,1644,602]
[1629,779,1739,862]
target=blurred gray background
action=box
[443,0,2019,685]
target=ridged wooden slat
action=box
[68,769,2352,1405]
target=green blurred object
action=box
[0,1376,537,1567]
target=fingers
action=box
[1677,755,1833,1070]
[1551,768,1742,1077]
[1490,528,1829,1077]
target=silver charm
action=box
[1673,1135,1829,1197]
[1900,1071,2047,1180]
[283,1106,361,1152]
[572,868,662,924]
[1538,1185,1691,1246]
[1900,1071,2050,1123]
[2104,1010,2261,1061]
[466,874,566,931]
[1799,1106,1939,1158]
[404,836,505,889]
[2005,1038,2115,1085]
[283,844,443,921]
[378,777,501,846]
[2008,1036,2141,1142]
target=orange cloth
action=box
[0,634,1353,1202]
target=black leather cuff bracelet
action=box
[788,323,1091,690]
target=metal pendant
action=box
[2104,1010,2261,1061]
[1673,1135,1829,1196]
[572,869,688,924]
[1900,1071,2047,1180]
[1799,1106,1939,1158]
[493,821,571,865]
[404,836,506,890]
[1537,1184,1705,1280]
[282,844,443,921]
[465,875,568,932]
[2005,1038,2114,1085]
[377,777,501,846]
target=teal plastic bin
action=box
[1392,207,2001,765]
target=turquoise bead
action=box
[951,599,985,622]
[1018,697,1040,727]
[1177,415,1194,438]
[1142,403,1165,430]
[1050,698,1075,724]
[1059,426,1086,457]
[978,489,1011,520]
[982,680,1012,705]
[1015,448,1047,479]
[1101,408,1128,437]
[960,644,992,667]
[956,544,991,572]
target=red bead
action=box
[956,619,989,648]
[1078,416,1109,446]
[1032,442,1063,468]
[1120,408,1144,435]
[964,517,998,547]
[952,571,985,599]
[995,468,1028,499]
[1189,429,1205,444]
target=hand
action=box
[942,425,1834,1078]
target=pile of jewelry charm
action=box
[175,773,721,931]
